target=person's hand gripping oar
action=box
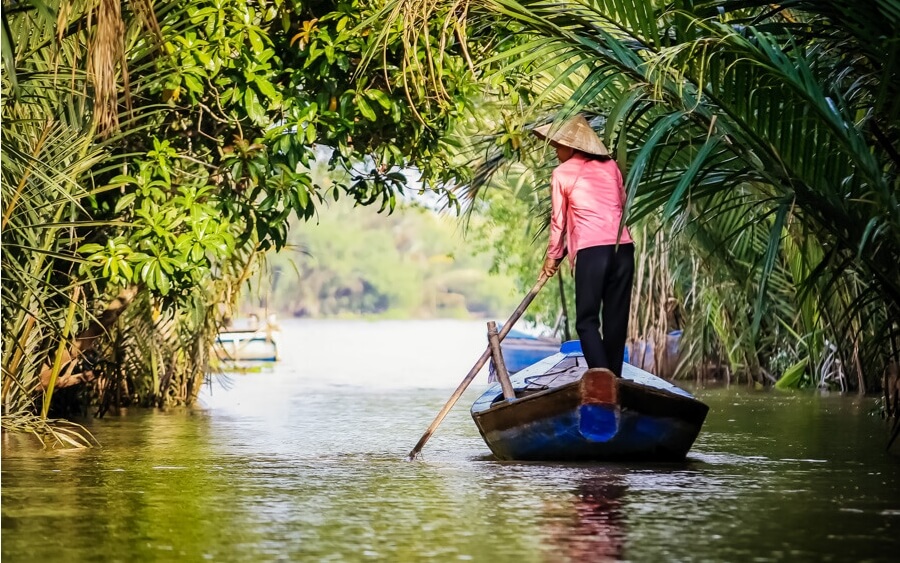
[406,270,555,461]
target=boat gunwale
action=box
[474,367,707,419]
[474,378,582,417]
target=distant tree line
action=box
[244,199,518,319]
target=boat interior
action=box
[489,355,589,406]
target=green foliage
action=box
[1,0,481,441]
[775,358,810,390]
[134,0,476,244]
[78,139,238,298]
[376,0,900,391]
[1,118,109,441]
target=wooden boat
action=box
[215,315,280,362]
[215,330,279,362]
[471,341,708,462]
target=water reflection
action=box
[548,472,628,562]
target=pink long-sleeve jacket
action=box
[547,153,632,269]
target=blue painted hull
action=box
[471,349,708,462]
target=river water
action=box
[3,319,899,562]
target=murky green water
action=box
[3,320,899,562]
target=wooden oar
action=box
[406,274,550,461]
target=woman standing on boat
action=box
[534,115,634,377]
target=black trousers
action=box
[574,244,635,376]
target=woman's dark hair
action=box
[576,149,613,162]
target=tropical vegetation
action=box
[375,0,898,402]
[3,0,898,446]
[246,197,518,318]
[1,0,476,444]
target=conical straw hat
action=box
[533,115,609,156]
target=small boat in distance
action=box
[215,314,280,362]
[472,341,708,462]
[494,327,561,375]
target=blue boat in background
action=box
[490,327,561,377]
[472,340,708,462]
